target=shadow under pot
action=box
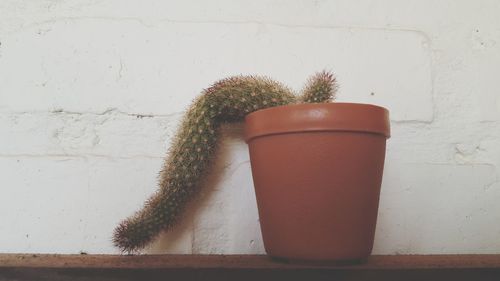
[244,102,390,263]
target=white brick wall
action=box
[0,0,499,254]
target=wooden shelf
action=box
[1,254,500,280]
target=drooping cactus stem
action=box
[113,72,338,252]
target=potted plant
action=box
[245,102,390,262]
[112,71,390,263]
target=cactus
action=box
[113,71,338,252]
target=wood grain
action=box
[1,254,499,281]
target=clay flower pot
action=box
[244,102,390,262]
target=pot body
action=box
[245,103,390,262]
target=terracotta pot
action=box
[244,102,390,262]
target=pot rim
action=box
[244,102,390,142]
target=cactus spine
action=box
[113,71,337,252]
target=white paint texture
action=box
[0,0,499,254]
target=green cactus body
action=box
[113,71,337,252]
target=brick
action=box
[0,20,432,121]
[374,163,500,254]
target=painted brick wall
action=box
[1,0,499,254]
